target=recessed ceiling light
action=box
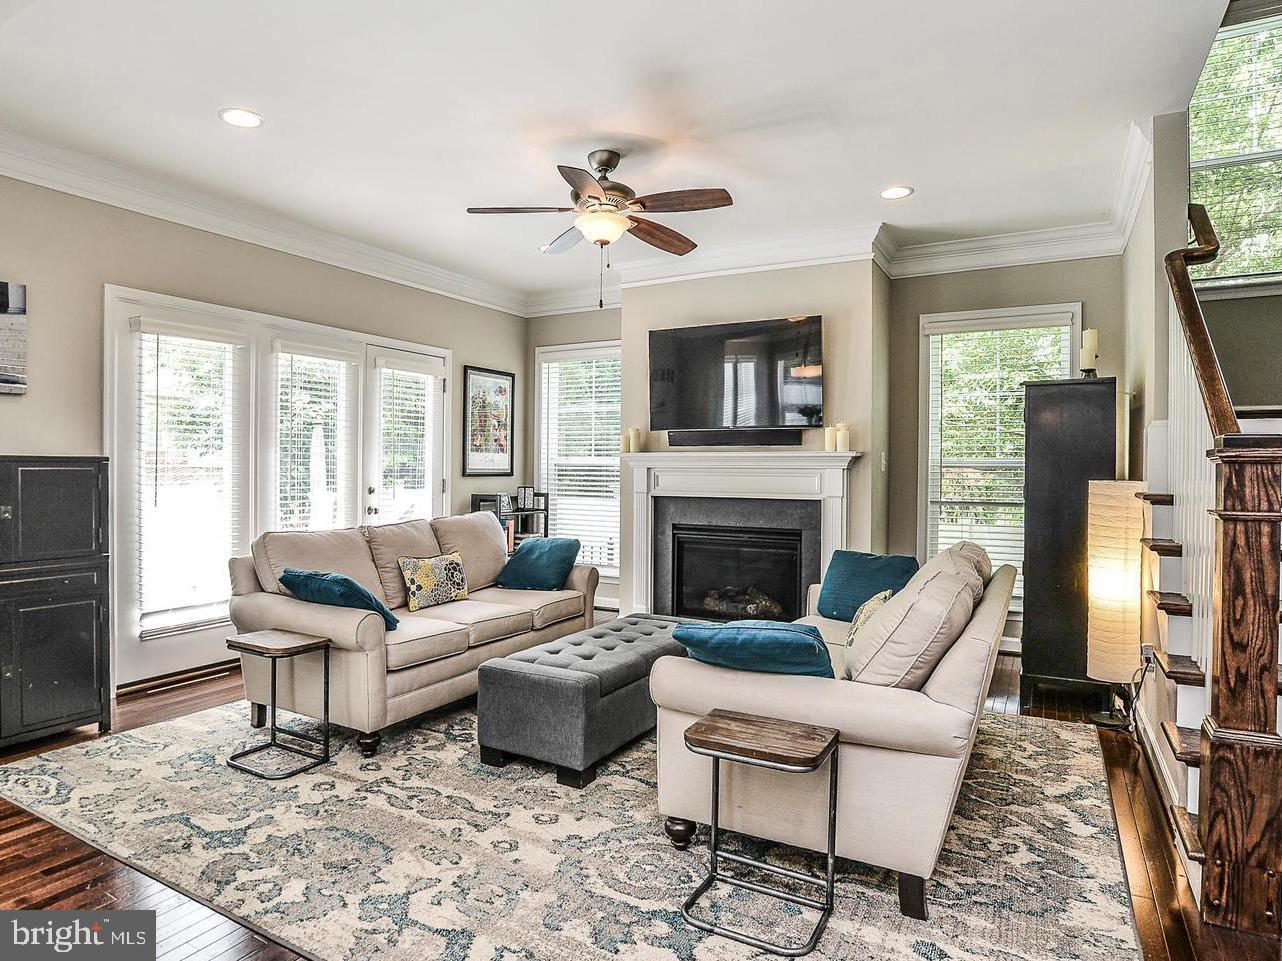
[219,107,262,129]
[880,185,914,200]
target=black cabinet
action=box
[0,457,110,748]
[1020,378,1116,705]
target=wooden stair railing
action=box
[1166,203,1282,937]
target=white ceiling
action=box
[0,0,1225,307]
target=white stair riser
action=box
[1163,613,1195,657]
[1175,684,1207,730]
[1186,766,1199,815]
[1157,555,1184,594]
[1241,418,1282,434]
[1148,503,1174,540]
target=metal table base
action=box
[228,647,330,780]
[681,744,838,957]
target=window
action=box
[919,305,1079,609]
[133,325,250,635]
[537,343,622,577]
[108,287,449,682]
[1189,16,1282,280]
[273,346,360,530]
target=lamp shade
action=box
[1086,480,1146,683]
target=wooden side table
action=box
[226,630,331,779]
[679,708,840,957]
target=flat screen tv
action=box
[649,315,823,431]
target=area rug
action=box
[0,704,1137,961]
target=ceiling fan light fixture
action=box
[574,210,632,246]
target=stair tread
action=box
[1147,590,1193,617]
[1136,491,1175,506]
[1141,537,1183,557]
[1156,647,1282,690]
[1236,406,1282,419]
[1160,720,1201,766]
[1171,805,1205,863]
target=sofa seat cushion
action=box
[384,614,470,670]
[430,512,509,590]
[468,586,584,629]
[419,599,532,646]
[251,528,385,600]
[364,520,443,608]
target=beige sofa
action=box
[649,559,1016,920]
[228,512,599,756]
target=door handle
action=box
[367,486,376,495]
[0,505,12,520]
[367,506,379,516]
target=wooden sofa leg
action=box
[356,732,381,758]
[479,746,509,767]
[556,764,596,788]
[898,873,928,920]
[249,703,266,729]
[664,817,697,850]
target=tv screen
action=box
[649,315,823,431]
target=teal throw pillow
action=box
[497,537,580,591]
[817,550,919,621]
[672,620,834,678]
[279,568,399,631]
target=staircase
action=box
[1135,205,1282,937]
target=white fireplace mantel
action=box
[622,450,861,614]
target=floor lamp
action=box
[1086,480,1146,729]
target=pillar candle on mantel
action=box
[824,426,837,452]
[628,427,645,453]
[835,423,851,452]
[621,431,632,454]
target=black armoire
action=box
[1020,378,1117,706]
[0,456,111,748]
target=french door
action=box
[362,346,447,524]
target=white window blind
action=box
[1189,16,1282,280]
[135,329,247,634]
[376,365,440,523]
[274,348,359,530]
[538,346,622,577]
[923,321,1073,609]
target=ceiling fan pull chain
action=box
[598,244,604,309]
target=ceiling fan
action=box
[466,149,732,257]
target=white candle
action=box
[836,427,851,452]
[1081,328,1099,368]
[628,427,644,452]
[824,426,837,452]
[621,430,632,454]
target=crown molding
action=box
[1112,121,1154,247]
[523,283,623,317]
[0,126,529,316]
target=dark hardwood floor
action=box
[1,649,1276,961]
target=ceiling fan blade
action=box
[631,188,733,212]
[466,206,574,213]
[541,225,584,254]
[557,165,606,200]
[628,216,697,256]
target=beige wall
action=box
[1203,292,1282,408]
[618,260,890,610]
[887,255,1126,556]
[0,175,528,514]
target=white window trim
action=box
[534,339,623,584]
[915,302,1082,566]
[103,284,454,685]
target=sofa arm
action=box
[806,583,821,617]
[564,564,599,614]
[228,593,386,652]
[649,656,974,758]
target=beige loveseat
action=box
[228,512,598,756]
[650,553,1015,920]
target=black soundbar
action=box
[665,428,804,447]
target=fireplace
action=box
[672,524,803,621]
[651,496,822,622]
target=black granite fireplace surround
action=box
[652,497,822,622]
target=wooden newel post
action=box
[1200,437,1282,936]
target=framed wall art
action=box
[462,365,514,476]
[0,281,28,396]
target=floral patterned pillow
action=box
[398,552,468,611]
[843,589,894,680]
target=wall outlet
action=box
[1140,643,1156,666]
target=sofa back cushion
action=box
[843,550,983,688]
[430,512,508,590]
[363,519,443,608]
[923,564,1016,712]
[816,550,920,621]
[251,528,385,601]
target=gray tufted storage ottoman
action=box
[476,615,686,787]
